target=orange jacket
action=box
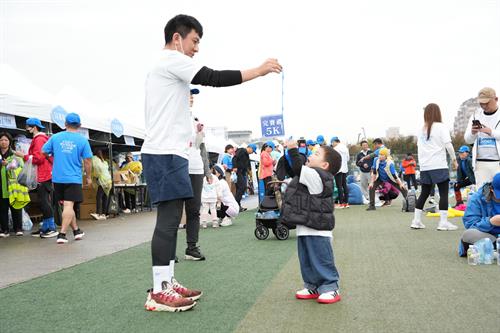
[401,158,416,175]
[259,151,274,179]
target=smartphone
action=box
[297,139,307,155]
[472,119,483,128]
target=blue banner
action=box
[111,118,124,137]
[261,114,284,137]
[51,106,67,129]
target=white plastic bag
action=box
[22,209,33,231]
[17,156,38,190]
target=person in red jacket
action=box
[259,141,276,195]
[15,118,58,238]
[401,153,418,190]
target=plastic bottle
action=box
[467,245,478,266]
[497,235,500,266]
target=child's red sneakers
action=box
[317,290,341,304]
[295,288,319,299]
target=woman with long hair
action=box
[411,103,459,231]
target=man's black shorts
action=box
[53,183,83,203]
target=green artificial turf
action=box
[0,210,297,333]
[236,203,500,333]
[2,203,500,333]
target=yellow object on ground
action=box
[426,207,465,218]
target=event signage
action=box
[124,135,135,146]
[51,106,67,129]
[261,114,285,137]
[111,118,124,137]
[0,112,17,129]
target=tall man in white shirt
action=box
[464,87,500,187]
[141,14,282,313]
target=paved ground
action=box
[0,195,258,289]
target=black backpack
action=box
[402,189,416,212]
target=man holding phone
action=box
[464,87,500,187]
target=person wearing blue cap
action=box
[453,145,475,207]
[259,141,275,195]
[316,135,326,147]
[460,172,500,257]
[306,140,316,157]
[140,14,282,312]
[232,144,257,211]
[14,118,58,238]
[42,112,92,244]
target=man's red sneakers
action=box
[295,288,319,299]
[145,284,196,312]
[171,278,203,301]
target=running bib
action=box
[477,137,499,160]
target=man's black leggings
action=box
[151,199,183,266]
[416,180,449,211]
[185,174,203,248]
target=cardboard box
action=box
[114,170,139,184]
[82,187,97,204]
[78,203,96,220]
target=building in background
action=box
[228,130,252,145]
[385,127,400,139]
[453,98,478,136]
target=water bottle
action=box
[497,235,500,266]
[467,245,478,265]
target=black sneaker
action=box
[239,207,248,212]
[366,206,376,211]
[73,229,85,240]
[56,233,68,244]
[185,246,206,261]
[31,229,43,237]
[41,230,59,238]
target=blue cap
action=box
[316,135,325,144]
[190,88,200,95]
[306,139,316,146]
[26,118,45,129]
[65,112,81,126]
[247,143,257,152]
[265,141,275,150]
[493,173,500,199]
[458,145,470,153]
[330,136,339,143]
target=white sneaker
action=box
[201,223,207,229]
[220,217,233,227]
[90,213,100,220]
[317,290,341,304]
[99,214,107,220]
[212,221,219,228]
[362,198,370,205]
[0,232,9,238]
[410,220,426,229]
[428,198,436,205]
[123,209,131,214]
[437,221,458,231]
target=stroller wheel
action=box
[255,226,269,240]
[275,224,289,240]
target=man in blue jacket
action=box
[459,172,500,256]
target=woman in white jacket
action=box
[411,103,458,231]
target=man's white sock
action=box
[413,208,423,222]
[169,260,175,280]
[152,266,172,293]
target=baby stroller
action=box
[254,180,294,240]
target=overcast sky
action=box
[2,0,500,143]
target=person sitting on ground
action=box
[280,138,343,304]
[200,173,219,228]
[454,145,475,208]
[91,149,112,220]
[377,181,400,207]
[259,141,276,195]
[212,164,239,226]
[459,172,500,256]
[401,153,418,190]
[367,148,407,211]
